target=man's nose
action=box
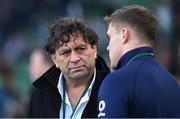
[70,51,80,63]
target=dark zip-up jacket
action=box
[29,55,110,118]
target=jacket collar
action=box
[115,46,154,69]
[33,65,60,89]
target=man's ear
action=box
[120,27,129,44]
[50,54,58,68]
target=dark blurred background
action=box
[0,0,180,117]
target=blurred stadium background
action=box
[0,0,180,117]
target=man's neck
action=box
[123,43,151,56]
[66,77,88,88]
[65,77,91,110]
[67,84,87,109]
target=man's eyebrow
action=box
[75,43,86,47]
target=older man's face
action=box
[52,33,97,81]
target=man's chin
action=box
[70,72,89,80]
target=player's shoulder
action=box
[101,69,131,87]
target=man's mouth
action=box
[69,66,84,70]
